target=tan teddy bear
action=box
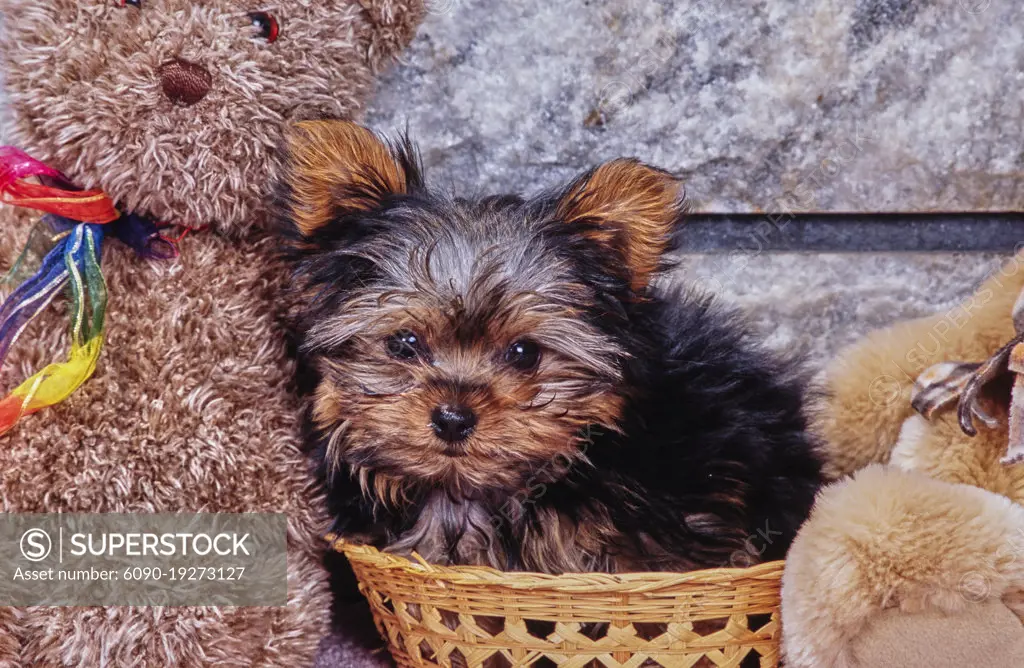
[783,253,1024,667]
[0,1,422,666]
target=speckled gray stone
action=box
[367,0,1024,214]
[673,251,1010,364]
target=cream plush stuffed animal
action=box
[783,254,1024,667]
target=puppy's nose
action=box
[430,405,477,444]
[158,58,212,106]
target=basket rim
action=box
[329,535,785,593]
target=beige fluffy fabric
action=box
[0,1,423,666]
[782,465,1024,668]
[785,254,1024,667]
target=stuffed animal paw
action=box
[783,465,1024,668]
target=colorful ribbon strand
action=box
[0,148,118,436]
[0,224,106,433]
[0,147,118,224]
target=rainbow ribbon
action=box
[0,148,175,436]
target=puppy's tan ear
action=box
[557,159,684,291]
[285,120,409,236]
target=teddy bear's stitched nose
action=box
[158,58,212,106]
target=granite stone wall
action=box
[368,0,1023,214]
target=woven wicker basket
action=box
[330,536,784,668]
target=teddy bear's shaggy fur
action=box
[0,1,423,666]
[783,253,1024,667]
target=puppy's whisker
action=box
[520,393,557,411]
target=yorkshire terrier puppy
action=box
[281,120,822,575]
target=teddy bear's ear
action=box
[284,120,414,237]
[555,159,684,292]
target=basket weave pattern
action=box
[333,538,784,668]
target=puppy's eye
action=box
[505,340,541,371]
[120,0,142,6]
[247,12,280,42]
[386,330,424,361]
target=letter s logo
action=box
[20,529,52,562]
